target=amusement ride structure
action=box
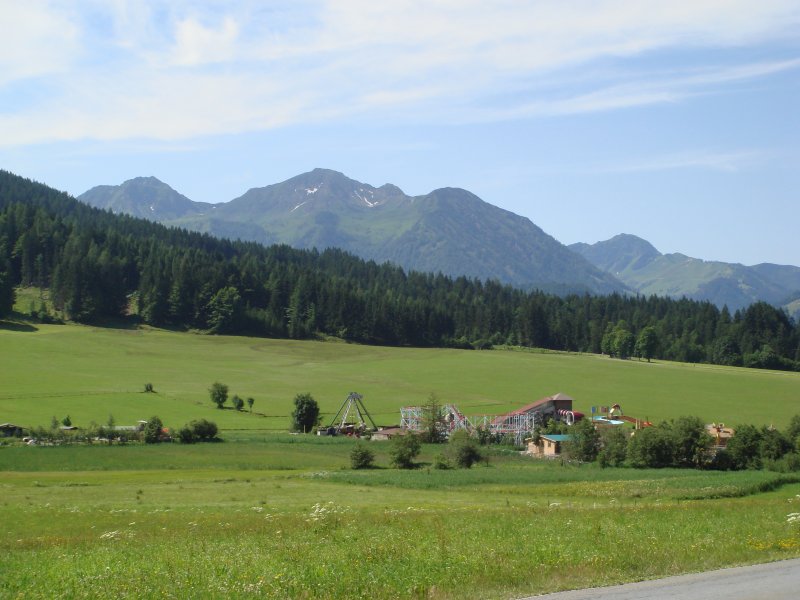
[400,393,583,444]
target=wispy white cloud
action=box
[1,0,799,146]
[591,149,764,174]
[469,58,800,121]
[170,16,239,66]
[0,2,80,85]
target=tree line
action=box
[561,414,800,472]
[1,169,798,371]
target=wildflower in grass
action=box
[99,529,134,540]
[305,501,349,524]
[99,530,120,540]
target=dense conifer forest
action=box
[1,170,798,370]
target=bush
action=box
[760,427,792,461]
[447,430,482,468]
[433,453,452,469]
[564,418,600,462]
[670,416,713,468]
[708,448,734,471]
[231,395,244,411]
[390,433,421,469]
[765,453,800,473]
[190,419,218,441]
[476,426,500,445]
[726,424,763,470]
[598,426,628,467]
[350,442,375,469]
[626,426,673,468]
[178,426,195,444]
[144,383,154,393]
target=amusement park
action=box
[315,390,729,460]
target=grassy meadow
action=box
[2,320,799,431]
[3,439,800,599]
[2,318,800,598]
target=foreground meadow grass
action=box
[3,438,800,599]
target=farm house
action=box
[370,427,408,441]
[527,434,574,457]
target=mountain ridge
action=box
[79,169,625,295]
[570,233,800,317]
[80,176,215,221]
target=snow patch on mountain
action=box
[355,189,376,207]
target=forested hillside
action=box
[1,170,798,370]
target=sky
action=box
[1,0,799,266]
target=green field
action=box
[3,438,800,599]
[2,321,799,432]
[3,321,800,598]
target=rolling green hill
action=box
[2,322,798,431]
[79,169,625,294]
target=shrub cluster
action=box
[22,415,169,446]
[178,419,219,444]
[718,417,800,471]
[390,434,422,469]
[446,430,483,468]
[349,442,375,469]
[556,413,800,471]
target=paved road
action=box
[522,558,800,600]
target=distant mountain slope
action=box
[569,234,661,276]
[80,169,626,294]
[571,234,800,316]
[80,176,214,221]
[751,263,800,299]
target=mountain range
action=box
[78,169,800,317]
[570,234,800,316]
[79,169,623,295]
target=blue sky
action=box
[1,1,799,266]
